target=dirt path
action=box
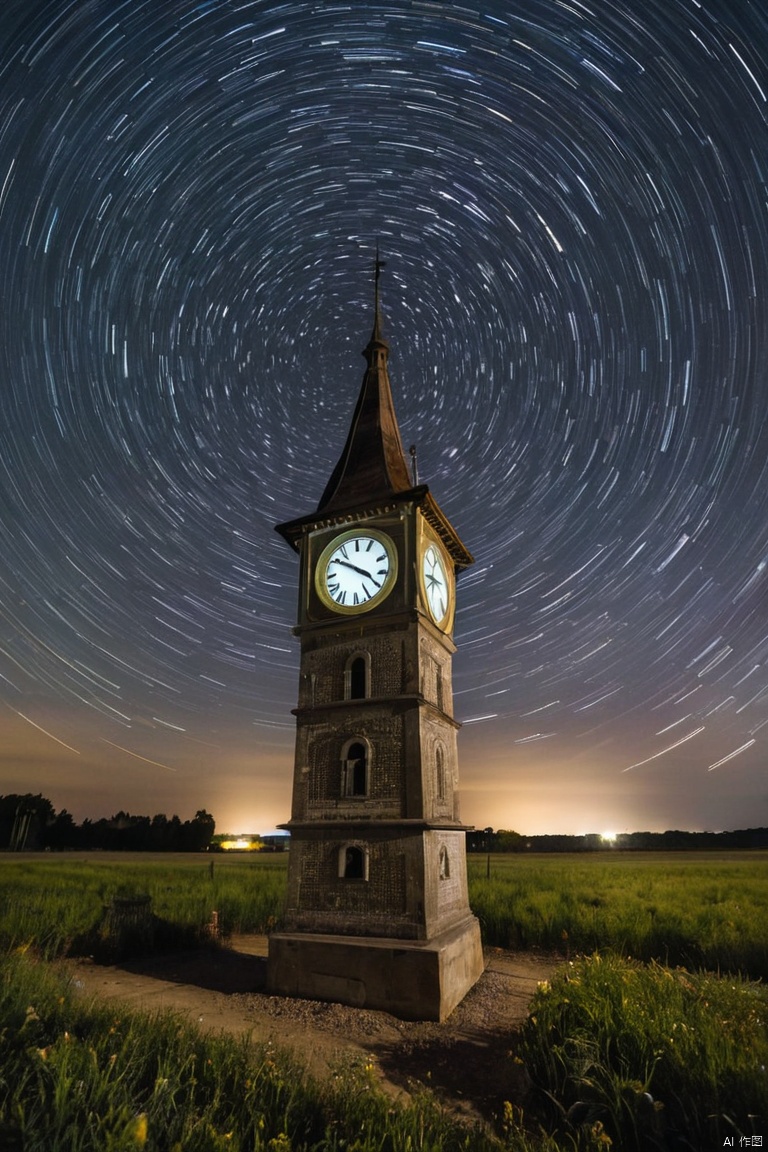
[63,936,561,1123]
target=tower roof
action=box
[315,252,413,513]
[275,254,473,570]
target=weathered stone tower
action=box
[267,257,484,1020]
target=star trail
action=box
[1,0,767,834]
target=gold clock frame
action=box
[315,527,398,615]
[419,534,454,630]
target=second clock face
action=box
[317,530,396,613]
[422,543,451,625]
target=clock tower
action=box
[267,257,484,1020]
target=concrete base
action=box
[267,916,484,1021]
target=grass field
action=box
[0,852,286,960]
[468,850,768,978]
[0,850,766,1149]
[2,849,766,977]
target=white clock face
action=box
[423,543,451,624]
[317,530,396,613]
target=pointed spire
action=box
[315,251,413,513]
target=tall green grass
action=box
[520,952,768,1150]
[469,852,768,978]
[0,855,285,959]
[2,851,767,978]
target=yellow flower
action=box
[131,1113,148,1146]
[267,1135,291,1152]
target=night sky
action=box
[1,0,767,836]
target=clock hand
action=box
[334,559,381,584]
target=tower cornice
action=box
[275,484,474,569]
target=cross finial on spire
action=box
[373,244,387,341]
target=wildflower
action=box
[267,1135,291,1151]
[589,1120,612,1146]
[502,1101,525,1136]
[131,1113,148,1146]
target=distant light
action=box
[601,831,617,843]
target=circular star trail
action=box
[0,0,767,832]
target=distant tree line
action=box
[0,794,215,852]
[466,827,768,852]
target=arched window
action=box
[435,745,446,802]
[439,844,450,880]
[350,656,367,699]
[344,652,370,700]
[342,738,369,797]
[338,843,368,880]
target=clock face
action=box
[317,530,396,613]
[422,543,451,625]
